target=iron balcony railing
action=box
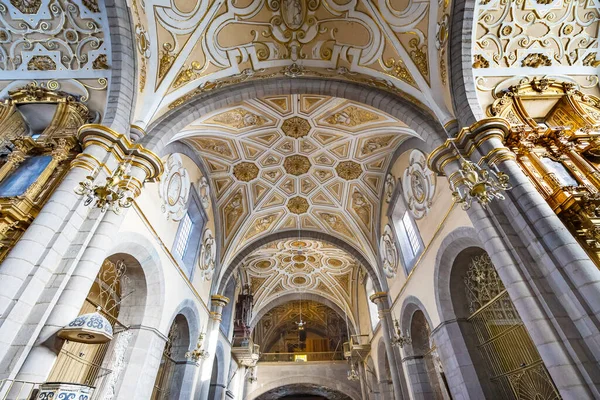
[259,351,345,362]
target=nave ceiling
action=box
[239,239,361,323]
[172,94,416,267]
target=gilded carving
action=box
[283,155,311,176]
[209,109,267,129]
[361,135,394,154]
[473,55,489,69]
[287,196,309,214]
[282,116,311,138]
[92,55,109,70]
[82,0,100,13]
[335,161,362,180]
[27,56,56,71]
[521,53,551,68]
[233,162,260,182]
[325,106,379,127]
[10,0,41,14]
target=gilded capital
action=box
[369,291,389,305]
[211,294,230,308]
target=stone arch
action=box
[250,292,358,335]
[448,0,483,128]
[399,295,435,345]
[218,230,384,294]
[166,299,202,348]
[246,375,362,400]
[104,0,137,134]
[139,78,449,155]
[107,231,165,328]
[365,356,379,398]
[433,226,482,321]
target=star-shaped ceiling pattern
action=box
[172,94,417,266]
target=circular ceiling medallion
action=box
[294,262,306,269]
[256,260,272,269]
[292,275,308,286]
[281,116,310,138]
[233,161,259,181]
[336,160,362,180]
[287,196,309,214]
[291,240,307,248]
[293,254,307,262]
[328,258,343,268]
[284,155,311,176]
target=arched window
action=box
[390,193,423,274]
[172,188,206,278]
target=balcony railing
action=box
[259,351,345,362]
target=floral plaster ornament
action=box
[384,173,395,203]
[380,224,399,278]
[199,229,216,281]
[159,154,191,221]
[402,150,436,219]
[198,176,210,210]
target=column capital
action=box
[76,124,163,182]
[428,117,514,176]
[211,294,230,308]
[369,291,389,305]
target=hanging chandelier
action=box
[450,154,511,210]
[75,163,135,214]
[391,318,412,348]
[347,362,360,381]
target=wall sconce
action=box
[186,332,210,361]
[391,318,412,348]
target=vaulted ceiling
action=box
[127,0,456,127]
[172,94,416,266]
[239,239,360,320]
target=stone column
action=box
[0,124,163,381]
[400,353,433,400]
[370,292,405,400]
[196,295,229,400]
[429,118,600,399]
[430,320,491,399]
[113,325,168,399]
[358,361,369,400]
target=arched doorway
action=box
[47,256,130,389]
[407,309,451,400]
[451,248,560,399]
[151,314,191,399]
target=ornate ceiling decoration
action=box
[127,0,455,126]
[173,94,415,265]
[0,1,111,117]
[240,239,359,321]
[473,0,600,110]
[254,300,347,353]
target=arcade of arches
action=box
[0,0,600,399]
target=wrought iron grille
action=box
[465,254,561,400]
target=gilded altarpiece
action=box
[490,79,600,269]
[0,84,87,261]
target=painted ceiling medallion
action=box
[159,154,191,221]
[283,155,311,176]
[335,161,362,180]
[233,162,259,182]
[402,150,436,219]
[199,229,216,281]
[287,196,309,214]
[282,116,311,138]
[380,224,399,278]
